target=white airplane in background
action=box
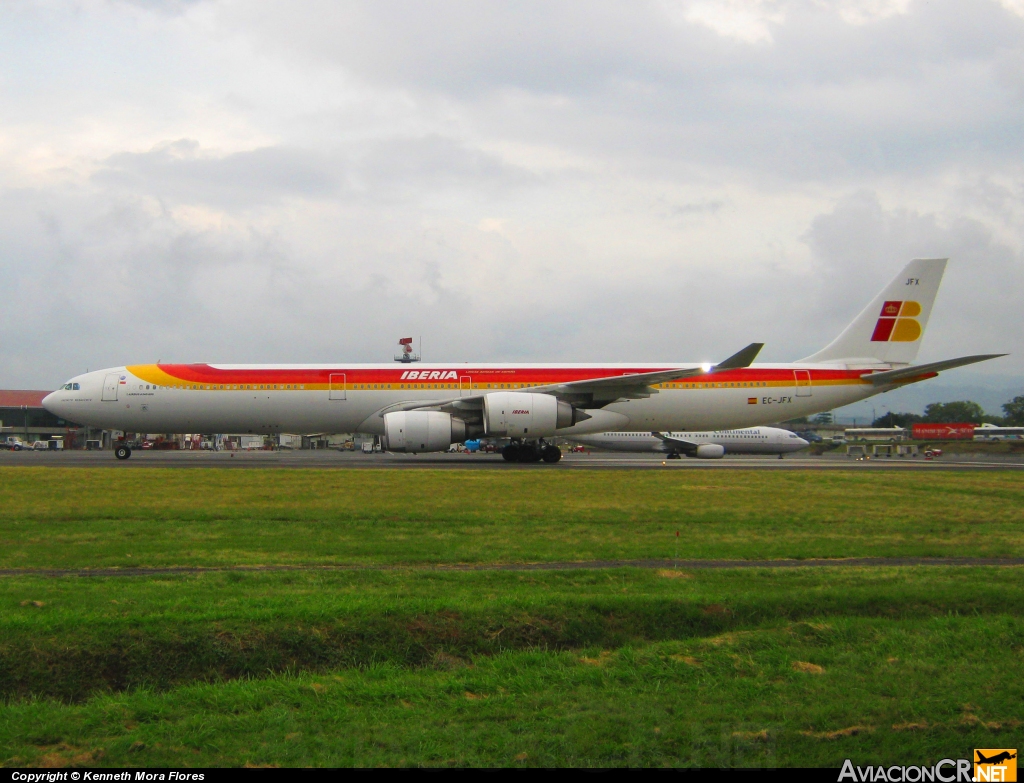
[569,427,809,459]
[43,258,1005,463]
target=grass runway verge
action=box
[1,467,1022,767]
[1,568,1022,767]
[1,467,1023,568]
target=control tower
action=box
[394,337,421,363]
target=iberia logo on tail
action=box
[871,300,922,342]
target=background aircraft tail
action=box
[800,258,947,365]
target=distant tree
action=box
[873,411,922,428]
[923,400,986,424]
[813,412,834,425]
[1003,395,1024,425]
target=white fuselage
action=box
[42,361,891,437]
[42,259,989,448]
[569,427,810,455]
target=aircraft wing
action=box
[526,342,764,404]
[864,354,1006,386]
[651,431,699,455]
[379,343,765,416]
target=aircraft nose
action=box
[797,437,810,448]
[42,391,63,416]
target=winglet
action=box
[713,343,764,371]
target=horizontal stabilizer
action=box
[865,354,1007,386]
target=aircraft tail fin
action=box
[800,258,947,364]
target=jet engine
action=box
[694,443,726,459]
[383,411,466,453]
[483,392,578,438]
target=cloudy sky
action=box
[2,0,1022,413]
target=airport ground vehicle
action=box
[43,259,1006,462]
[2,437,26,451]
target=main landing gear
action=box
[114,444,132,460]
[501,440,562,464]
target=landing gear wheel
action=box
[517,444,542,463]
[115,445,132,460]
[668,452,682,460]
[542,445,562,463]
[502,445,520,462]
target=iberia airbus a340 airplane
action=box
[44,259,1004,463]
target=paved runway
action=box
[2,449,1022,470]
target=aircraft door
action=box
[794,370,812,397]
[460,376,473,397]
[329,373,347,401]
[102,373,120,402]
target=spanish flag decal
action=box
[871,301,922,342]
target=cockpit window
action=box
[62,383,81,391]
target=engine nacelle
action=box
[694,443,726,459]
[483,392,576,438]
[383,411,466,453]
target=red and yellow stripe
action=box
[125,363,920,393]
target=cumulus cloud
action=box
[0,0,1021,408]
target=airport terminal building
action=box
[0,390,96,448]
[0,389,362,451]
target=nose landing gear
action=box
[114,444,132,460]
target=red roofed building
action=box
[0,390,49,408]
[0,389,88,447]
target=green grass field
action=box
[1,468,1022,567]
[1,468,1022,767]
